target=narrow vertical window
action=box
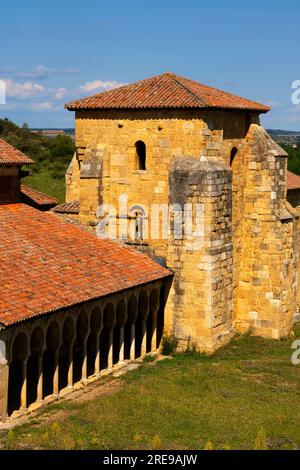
[230,147,238,167]
[135,141,146,170]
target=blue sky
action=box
[0,0,299,129]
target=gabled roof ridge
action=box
[169,73,206,106]
[0,138,34,165]
[65,72,174,108]
[21,184,58,206]
[175,74,268,109]
[0,202,172,326]
[287,170,300,190]
[65,71,270,113]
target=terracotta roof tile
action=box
[21,185,58,207]
[52,200,79,214]
[287,170,300,190]
[0,204,172,327]
[0,138,34,165]
[65,72,270,113]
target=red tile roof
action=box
[0,138,34,166]
[0,204,171,327]
[21,185,58,207]
[287,170,300,190]
[52,200,79,214]
[65,72,270,113]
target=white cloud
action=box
[286,105,300,122]
[51,87,68,100]
[4,79,44,100]
[63,68,80,74]
[0,74,125,115]
[0,103,17,110]
[266,101,280,107]
[289,104,300,113]
[18,65,80,80]
[0,67,15,74]
[78,80,125,93]
[19,65,58,80]
[29,102,55,111]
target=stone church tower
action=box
[63,72,299,353]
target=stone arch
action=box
[138,291,149,318]
[8,333,29,415]
[7,328,29,364]
[30,327,44,355]
[62,317,75,344]
[127,295,138,323]
[76,310,89,338]
[103,303,115,328]
[116,300,127,326]
[12,333,28,363]
[90,307,102,332]
[46,322,60,350]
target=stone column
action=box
[20,360,28,410]
[67,342,74,388]
[119,327,125,364]
[53,350,59,396]
[107,329,113,370]
[130,323,135,360]
[81,338,88,383]
[36,354,44,402]
[141,319,147,357]
[236,125,297,338]
[167,156,233,353]
[151,311,158,352]
[94,332,101,376]
[0,340,9,421]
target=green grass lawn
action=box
[23,170,66,203]
[1,326,300,450]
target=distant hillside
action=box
[267,129,300,136]
[267,129,300,146]
[1,119,299,201]
[31,128,75,133]
[0,118,75,201]
[281,144,300,176]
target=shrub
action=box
[204,440,213,450]
[161,334,178,355]
[150,434,162,450]
[254,429,268,450]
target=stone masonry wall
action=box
[235,124,298,338]
[65,109,298,347]
[70,109,255,256]
[166,157,233,353]
[0,364,8,421]
[0,166,21,204]
[0,339,8,421]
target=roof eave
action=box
[0,160,34,166]
[65,104,270,113]
[1,271,174,328]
